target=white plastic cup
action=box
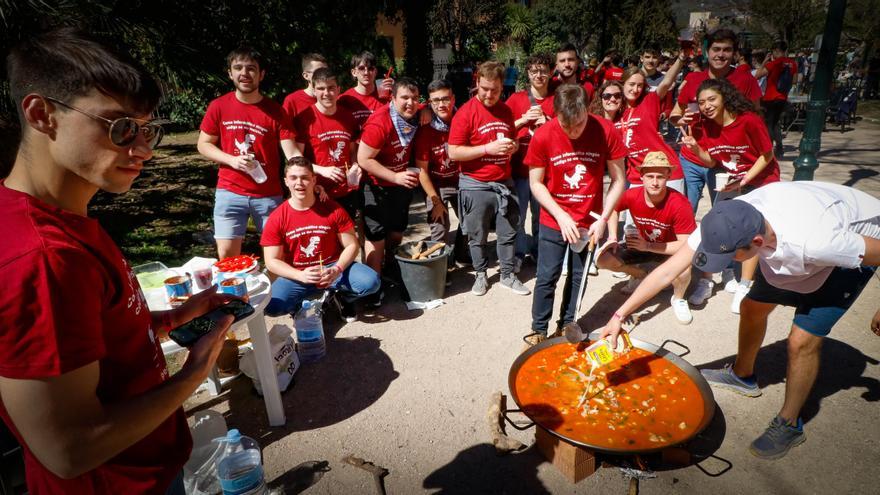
[687,102,700,114]
[244,154,267,184]
[714,172,730,191]
[193,266,214,291]
[406,167,421,177]
[346,165,360,187]
[624,224,639,242]
[570,227,591,253]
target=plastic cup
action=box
[570,227,591,253]
[714,172,730,191]
[193,266,214,291]
[406,167,421,176]
[687,102,700,114]
[346,165,360,188]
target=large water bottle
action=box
[216,429,267,495]
[294,298,326,363]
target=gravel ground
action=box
[184,122,880,494]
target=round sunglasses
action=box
[46,96,164,149]
[601,92,622,101]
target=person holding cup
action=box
[595,152,696,324]
[679,77,780,313]
[356,78,421,304]
[339,51,394,132]
[448,61,531,298]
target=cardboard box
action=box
[535,426,597,483]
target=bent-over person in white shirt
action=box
[600,181,880,460]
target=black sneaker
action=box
[340,301,357,323]
[363,290,384,309]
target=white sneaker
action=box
[620,277,642,295]
[671,296,693,325]
[731,282,751,314]
[688,278,715,305]
[722,269,738,293]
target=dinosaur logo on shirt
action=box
[721,154,740,172]
[329,141,346,162]
[646,228,662,242]
[235,134,257,156]
[563,164,587,189]
[395,149,407,162]
[300,236,321,257]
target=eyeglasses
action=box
[355,65,376,73]
[429,96,452,105]
[601,92,622,101]
[45,97,164,149]
[528,69,550,76]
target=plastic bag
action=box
[239,324,299,396]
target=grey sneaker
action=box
[471,272,489,296]
[500,274,531,295]
[750,416,805,460]
[701,364,762,397]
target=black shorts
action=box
[335,189,364,223]
[362,182,413,241]
[747,265,876,337]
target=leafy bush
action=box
[160,90,206,131]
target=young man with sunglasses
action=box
[282,53,329,118]
[0,29,236,494]
[339,51,394,132]
[198,46,301,260]
[505,53,556,271]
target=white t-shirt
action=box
[688,181,880,293]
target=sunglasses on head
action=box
[601,92,622,100]
[46,96,164,149]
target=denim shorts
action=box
[213,189,282,239]
[747,265,876,336]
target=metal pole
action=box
[792,0,848,181]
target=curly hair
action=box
[588,79,625,120]
[696,78,758,117]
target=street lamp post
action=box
[792,0,848,181]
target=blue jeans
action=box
[514,177,540,259]
[680,152,717,215]
[265,262,380,316]
[531,225,588,334]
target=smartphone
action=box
[168,300,255,347]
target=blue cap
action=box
[692,199,765,273]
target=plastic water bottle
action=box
[216,429,267,495]
[244,154,268,184]
[294,299,326,363]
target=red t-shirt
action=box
[691,111,780,187]
[448,98,516,182]
[605,66,624,82]
[0,184,190,495]
[260,199,354,269]
[359,105,415,187]
[294,105,359,198]
[548,77,595,101]
[200,92,294,197]
[282,89,317,118]
[505,90,556,179]
[763,57,798,102]
[615,187,696,244]
[618,91,684,183]
[524,116,627,230]
[338,87,389,131]
[676,69,762,165]
[413,124,459,189]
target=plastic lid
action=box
[301,300,312,310]
[226,429,241,442]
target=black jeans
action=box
[761,99,787,154]
[531,224,588,334]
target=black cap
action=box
[693,199,765,273]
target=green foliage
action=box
[161,90,205,130]
[505,3,535,52]
[429,0,507,63]
[746,0,826,49]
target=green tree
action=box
[428,0,507,63]
[746,0,826,48]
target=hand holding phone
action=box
[169,300,255,347]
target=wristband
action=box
[612,311,625,321]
